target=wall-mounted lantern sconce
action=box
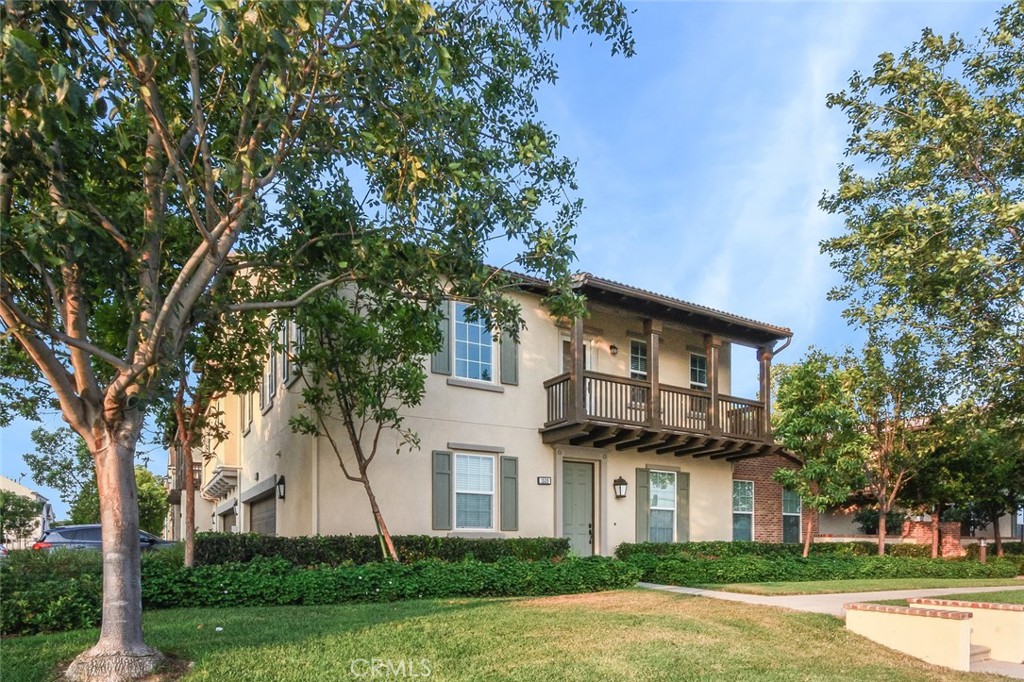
[613,476,628,499]
[609,344,619,356]
[276,475,286,500]
[232,499,239,516]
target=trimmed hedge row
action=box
[614,540,933,561]
[141,555,639,609]
[1,548,638,636]
[624,553,1019,585]
[965,541,1024,560]
[194,532,571,566]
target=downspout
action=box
[772,335,793,357]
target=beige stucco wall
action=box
[909,600,1024,664]
[845,607,972,671]
[199,289,760,553]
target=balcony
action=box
[542,371,773,459]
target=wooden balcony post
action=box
[571,316,586,421]
[757,345,774,440]
[644,319,662,430]
[705,334,722,434]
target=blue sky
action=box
[0,1,1003,518]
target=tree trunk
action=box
[931,504,940,559]
[182,439,195,568]
[802,510,813,558]
[66,417,165,682]
[877,509,887,556]
[992,510,1004,557]
[361,476,398,562]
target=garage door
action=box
[249,496,276,536]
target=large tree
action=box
[772,350,868,557]
[69,466,169,537]
[845,332,941,555]
[821,1,1024,421]
[0,3,632,679]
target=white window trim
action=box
[285,321,302,387]
[733,479,754,541]
[559,334,596,373]
[242,391,253,436]
[782,489,802,543]
[453,452,496,531]
[690,352,708,390]
[452,301,497,385]
[261,350,276,414]
[281,324,291,387]
[649,469,677,542]
[629,339,648,380]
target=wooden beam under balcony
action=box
[594,428,643,448]
[660,437,721,456]
[570,425,616,446]
[638,434,685,453]
[708,442,767,460]
[614,431,662,451]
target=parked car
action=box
[31,524,174,552]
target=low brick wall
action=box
[908,598,1024,663]
[844,602,972,671]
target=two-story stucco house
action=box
[167,273,814,556]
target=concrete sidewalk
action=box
[638,582,1024,618]
[639,582,1024,678]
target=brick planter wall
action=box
[901,520,966,557]
[732,455,817,544]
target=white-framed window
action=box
[242,390,253,435]
[630,339,648,404]
[281,323,291,386]
[648,470,676,543]
[783,489,802,544]
[630,340,647,380]
[260,349,276,413]
[287,321,302,385]
[453,301,495,383]
[733,480,754,541]
[690,352,708,389]
[454,453,495,529]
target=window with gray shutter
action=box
[500,456,518,531]
[432,451,452,530]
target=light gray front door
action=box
[562,461,594,557]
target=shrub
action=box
[1,546,637,636]
[193,533,570,567]
[621,552,1018,585]
[613,540,931,561]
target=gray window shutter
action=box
[499,456,518,531]
[635,468,650,542]
[431,302,451,375]
[432,451,452,530]
[499,331,518,386]
[676,472,690,543]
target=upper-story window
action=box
[454,301,494,382]
[690,352,707,389]
[281,323,292,386]
[260,347,276,413]
[630,340,647,380]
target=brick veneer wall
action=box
[901,520,966,557]
[731,454,818,543]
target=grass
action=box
[702,578,1024,596]
[1,590,1014,682]
[874,589,1024,607]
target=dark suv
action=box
[32,524,175,552]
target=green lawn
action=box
[1,590,1014,682]
[874,589,1024,607]
[703,578,1024,596]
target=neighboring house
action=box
[169,273,812,555]
[0,475,54,549]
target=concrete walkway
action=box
[639,582,1024,678]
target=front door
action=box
[562,461,594,557]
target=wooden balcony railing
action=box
[543,370,768,441]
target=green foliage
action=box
[771,350,868,526]
[620,549,1018,585]
[1,546,636,635]
[193,533,570,567]
[853,508,907,535]
[21,427,93,507]
[614,541,932,561]
[821,3,1024,420]
[0,490,42,542]
[69,467,168,535]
